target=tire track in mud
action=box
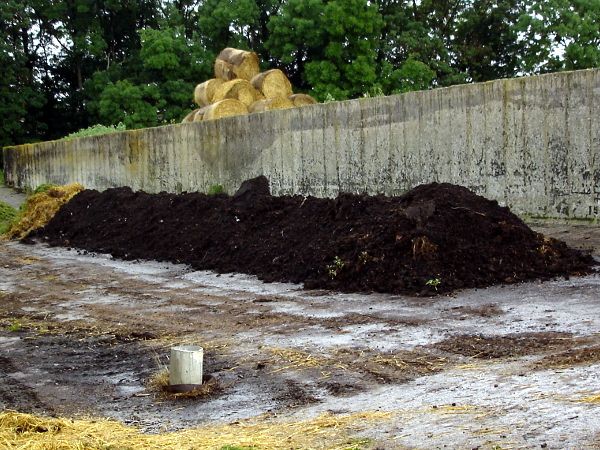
[0,354,55,414]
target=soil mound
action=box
[32,179,595,295]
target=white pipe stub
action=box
[169,345,204,393]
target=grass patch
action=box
[0,170,5,186]
[0,201,18,235]
[63,123,126,140]
[32,183,58,195]
[208,184,225,195]
[7,319,22,332]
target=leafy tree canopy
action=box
[0,0,598,146]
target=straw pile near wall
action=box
[184,47,318,122]
[4,183,84,240]
[0,410,391,449]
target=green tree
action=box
[197,0,282,62]
[47,0,162,132]
[517,0,600,73]
[198,0,260,50]
[89,21,213,128]
[97,80,162,128]
[381,58,437,94]
[267,0,383,100]
[374,0,442,92]
[0,0,50,146]
[3,0,600,146]
[453,0,525,82]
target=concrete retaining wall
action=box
[3,69,600,220]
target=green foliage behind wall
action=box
[1,0,599,146]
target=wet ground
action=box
[0,185,26,209]
[1,224,599,449]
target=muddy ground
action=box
[1,223,600,448]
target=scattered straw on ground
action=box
[5,183,83,240]
[572,393,600,404]
[267,346,447,383]
[371,353,446,372]
[429,404,480,415]
[147,368,223,399]
[535,345,600,369]
[0,410,391,450]
[268,347,329,373]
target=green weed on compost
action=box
[31,177,595,296]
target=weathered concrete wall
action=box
[3,69,600,220]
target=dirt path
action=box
[1,234,600,448]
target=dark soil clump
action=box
[433,332,575,359]
[32,177,595,295]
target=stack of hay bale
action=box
[182,48,317,123]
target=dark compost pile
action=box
[32,177,595,296]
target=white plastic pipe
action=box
[169,345,203,387]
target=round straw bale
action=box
[289,93,317,107]
[212,79,263,106]
[214,48,260,81]
[203,99,248,121]
[192,106,212,122]
[181,108,202,123]
[249,97,294,113]
[251,69,293,99]
[194,79,225,106]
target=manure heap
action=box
[32,177,595,296]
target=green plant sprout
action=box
[426,278,442,290]
[358,251,369,264]
[326,256,345,279]
[207,184,225,195]
[8,319,22,332]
